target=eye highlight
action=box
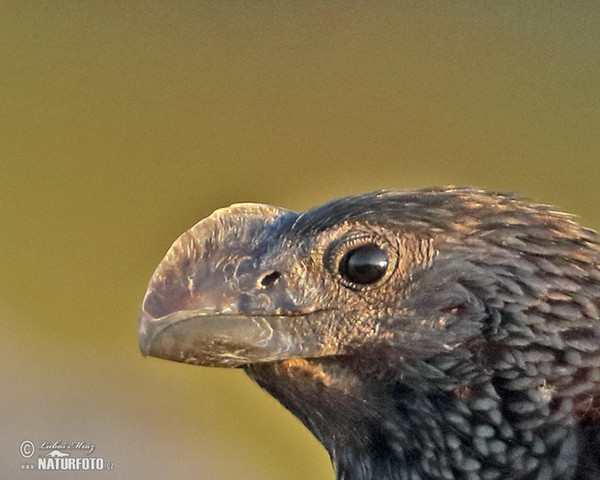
[339,244,388,285]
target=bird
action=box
[138,187,600,480]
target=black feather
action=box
[139,188,600,480]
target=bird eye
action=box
[339,243,388,285]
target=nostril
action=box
[260,271,281,288]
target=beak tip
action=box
[137,309,154,356]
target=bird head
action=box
[138,188,600,479]
[138,190,495,365]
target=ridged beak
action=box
[137,203,338,367]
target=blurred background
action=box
[2,2,599,479]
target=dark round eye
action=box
[339,243,389,285]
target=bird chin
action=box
[137,308,339,368]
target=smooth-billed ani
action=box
[138,188,600,480]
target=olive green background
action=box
[2,2,599,479]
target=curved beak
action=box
[137,202,339,368]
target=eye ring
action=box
[324,234,397,290]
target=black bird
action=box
[138,188,600,480]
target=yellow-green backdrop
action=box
[2,2,599,479]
